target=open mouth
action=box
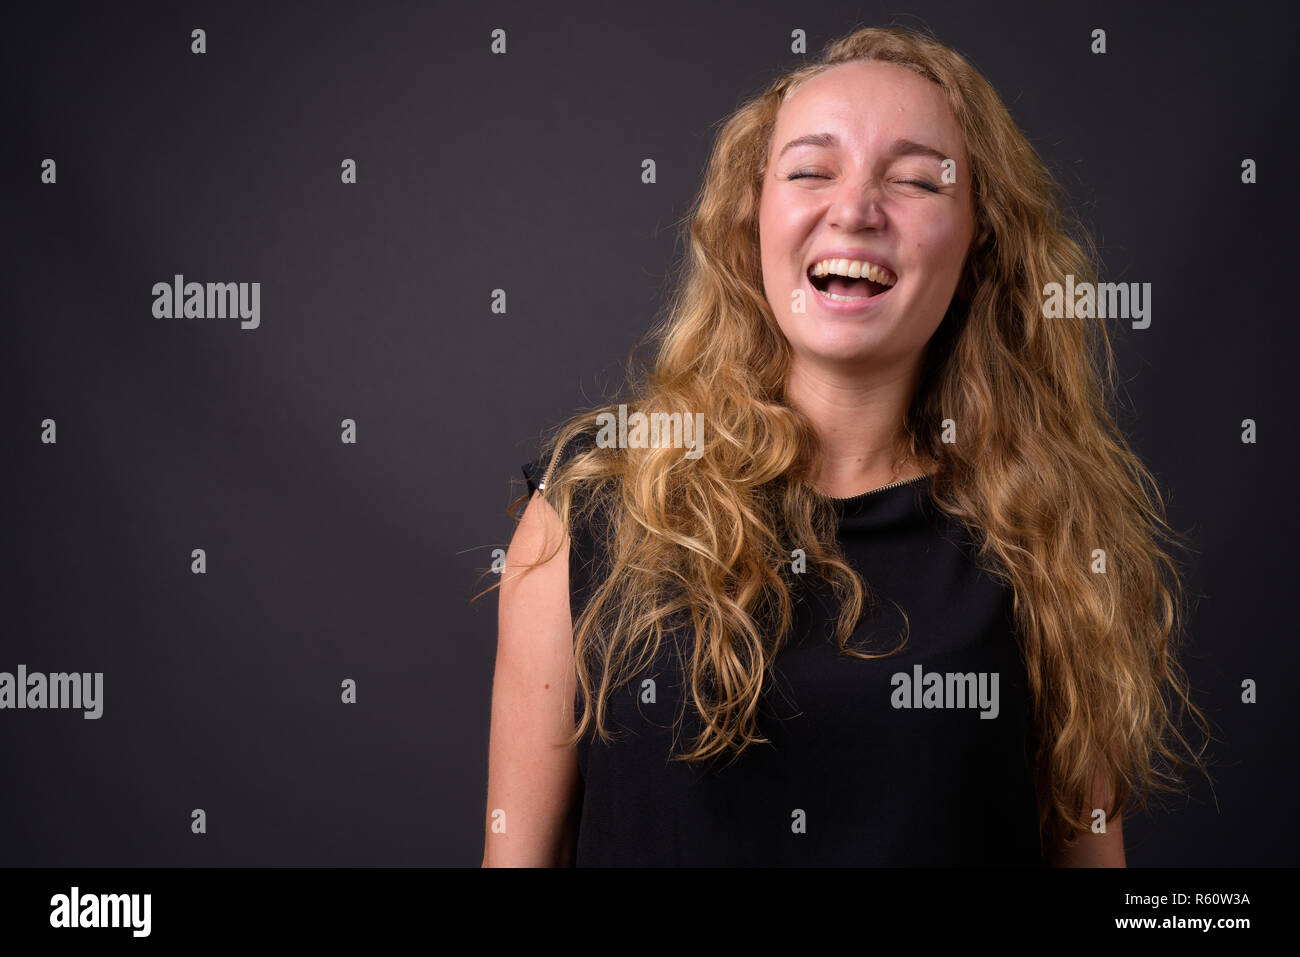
[807,260,896,302]
[800,267,894,300]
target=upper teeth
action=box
[809,258,896,286]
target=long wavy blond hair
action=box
[484,24,1212,851]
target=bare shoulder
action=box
[483,490,580,867]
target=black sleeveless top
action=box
[521,439,1046,866]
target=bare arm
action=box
[481,490,581,866]
[1051,766,1126,867]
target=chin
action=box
[803,311,891,340]
[794,334,890,366]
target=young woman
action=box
[482,25,1209,867]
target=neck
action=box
[784,355,930,498]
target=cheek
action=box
[759,197,789,250]
[757,196,777,272]
[758,199,802,295]
[907,211,974,283]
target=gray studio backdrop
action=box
[3,0,1296,865]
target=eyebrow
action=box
[776,132,950,163]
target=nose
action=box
[828,178,886,230]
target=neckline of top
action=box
[817,471,935,504]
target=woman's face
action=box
[759,60,976,374]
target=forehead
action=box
[774,60,964,159]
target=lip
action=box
[804,247,898,315]
[805,269,894,314]
[806,246,899,284]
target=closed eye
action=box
[788,172,940,193]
